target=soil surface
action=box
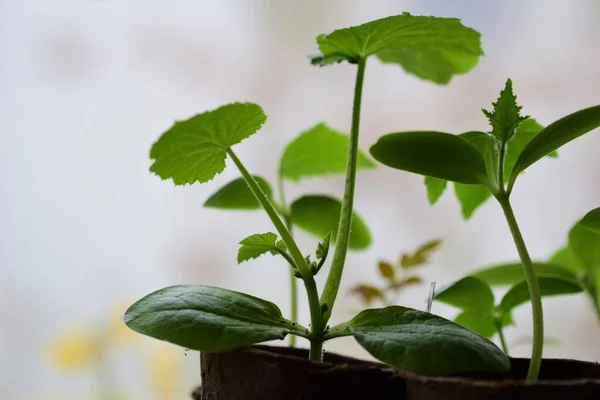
[193,345,600,400]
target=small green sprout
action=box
[370,78,600,380]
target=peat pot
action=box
[193,345,600,400]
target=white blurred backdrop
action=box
[1,1,599,399]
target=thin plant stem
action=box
[496,322,509,355]
[278,171,299,347]
[497,195,543,381]
[320,57,367,324]
[227,149,324,358]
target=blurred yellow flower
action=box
[148,344,181,398]
[47,325,99,371]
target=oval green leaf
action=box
[370,132,490,185]
[124,285,292,352]
[569,207,600,270]
[549,246,583,274]
[471,262,579,286]
[279,123,375,181]
[311,14,483,84]
[341,306,510,375]
[203,176,272,210]
[150,103,267,185]
[510,105,600,183]
[499,277,583,313]
[434,277,494,312]
[290,195,371,250]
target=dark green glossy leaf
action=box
[424,176,447,204]
[150,103,266,185]
[569,207,600,270]
[237,232,285,263]
[471,262,579,286]
[203,176,272,210]
[434,277,494,312]
[370,132,489,185]
[279,123,375,181]
[499,277,583,313]
[454,310,496,338]
[290,195,371,250]
[510,105,600,182]
[335,306,510,375]
[124,285,291,352]
[482,79,527,141]
[311,14,483,84]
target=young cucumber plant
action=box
[370,79,600,380]
[351,239,440,306]
[204,122,376,347]
[471,207,600,321]
[434,276,583,354]
[124,14,512,376]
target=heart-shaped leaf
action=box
[370,132,490,185]
[150,103,267,185]
[279,123,375,181]
[569,208,600,272]
[124,285,295,352]
[204,176,272,210]
[499,277,583,313]
[434,277,494,312]
[311,14,483,84]
[290,195,371,250]
[510,105,600,184]
[471,262,579,286]
[331,306,509,375]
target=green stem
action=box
[497,195,543,381]
[278,173,299,347]
[228,149,324,357]
[495,322,509,355]
[309,339,323,361]
[320,57,367,324]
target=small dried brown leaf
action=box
[378,261,395,281]
[350,284,383,305]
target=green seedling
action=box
[471,207,600,321]
[434,276,583,354]
[351,239,440,306]
[370,79,600,380]
[204,122,376,347]
[124,14,512,376]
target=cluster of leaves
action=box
[124,13,517,378]
[203,121,374,253]
[434,276,582,347]
[472,207,600,321]
[351,240,440,306]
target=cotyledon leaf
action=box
[124,285,296,352]
[203,176,273,210]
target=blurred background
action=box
[1,0,599,399]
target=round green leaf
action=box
[279,123,375,181]
[290,195,371,250]
[343,306,510,375]
[434,277,494,312]
[454,310,497,339]
[311,14,483,84]
[499,277,583,313]
[203,176,272,210]
[510,105,600,183]
[124,285,292,352]
[370,132,490,185]
[569,208,600,271]
[471,262,579,286]
[150,103,267,185]
[549,246,584,274]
